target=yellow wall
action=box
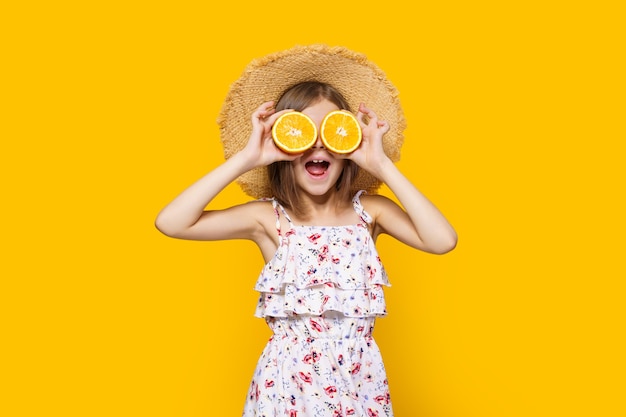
[3,1,624,416]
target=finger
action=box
[358,103,379,125]
[358,103,377,118]
[252,101,276,120]
[356,104,368,127]
[259,100,275,110]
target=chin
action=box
[297,183,336,197]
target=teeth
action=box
[312,159,325,163]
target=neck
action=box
[293,190,353,223]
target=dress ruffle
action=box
[255,283,387,318]
[254,223,390,318]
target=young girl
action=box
[156,45,457,417]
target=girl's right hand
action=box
[240,101,300,167]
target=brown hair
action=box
[268,81,360,218]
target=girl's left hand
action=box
[344,103,392,177]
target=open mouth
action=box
[305,159,330,177]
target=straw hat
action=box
[217,44,406,199]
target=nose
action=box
[310,134,325,150]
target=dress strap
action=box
[264,198,294,237]
[352,190,373,225]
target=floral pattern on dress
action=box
[243,191,394,417]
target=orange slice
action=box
[271,111,318,153]
[320,110,362,154]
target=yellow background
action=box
[2,1,624,416]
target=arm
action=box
[349,104,458,254]
[155,102,296,242]
[155,151,260,241]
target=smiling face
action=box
[268,81,360,216]
[291,99,347,197]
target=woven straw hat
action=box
[217,44,406,199]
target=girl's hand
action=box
[239,101,300,167]
[345,103,392,178]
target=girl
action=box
[156,45,457,417]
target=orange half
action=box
[320,110,362,154]
[271,112,318,154]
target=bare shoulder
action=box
[240,199,277,229]
[359,193,402,216]
[241,198,274,211]
[359,194,406,239]
[243,198,281,234]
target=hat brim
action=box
[217,44,406,199]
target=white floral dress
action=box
[243,191,394,417]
